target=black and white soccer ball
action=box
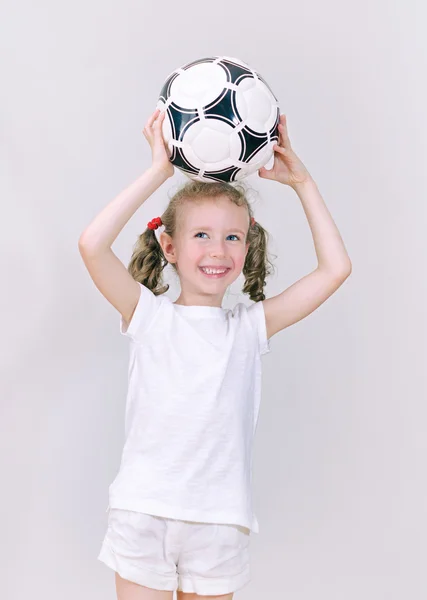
[156,56,280,183]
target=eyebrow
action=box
[189,226,246,236]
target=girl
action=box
[78,108,352,600]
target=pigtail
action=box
[242,220,275,302]
[128,226,169,296]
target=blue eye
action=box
[194,232,240,241]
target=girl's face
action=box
[162,197,250,305]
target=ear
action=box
[159,231,177,264]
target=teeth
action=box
[201,267,227,274]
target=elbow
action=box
[337,260,352,280]
[78,233,90,254]
[78,232,100,256]
[323,260,352,281]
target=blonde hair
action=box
[127,180,275,302]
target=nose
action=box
[209,242,227,259]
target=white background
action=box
[1,0,426,598]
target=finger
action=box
[154,111,166,127]
[145,109,160,129]
[278,122,291,149]
[142,125,153,140]
[278,132,290,151]
[273,143,287,154]
[259,166,272,179]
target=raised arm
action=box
[78,109,173,323]
[258,114,352,339]
[263,177,352,339]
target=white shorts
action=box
[97,508,252,596]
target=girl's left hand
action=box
[258,114,312,188]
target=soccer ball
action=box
[156,56,280,183]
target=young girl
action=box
[79,108,351,600]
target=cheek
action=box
[234,250,247,270]
[238,258,247,270]
[180,243,204,266]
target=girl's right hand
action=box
[142,109,174,179]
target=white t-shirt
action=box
[108,282,271,534]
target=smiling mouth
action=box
[199,267,231,278]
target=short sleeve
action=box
[120,282,163,342]
[247,300,271,356]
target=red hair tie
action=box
[147,217,163,230]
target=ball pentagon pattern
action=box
[157,56,280,183]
